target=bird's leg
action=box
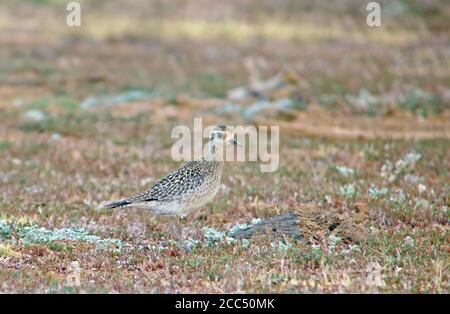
[177,216,183,240]
[175,214,189,246]
[173,215,185,242]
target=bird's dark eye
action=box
[210,132,223,140]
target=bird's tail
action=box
[99,199,131,209]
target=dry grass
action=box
[0,0,449,293]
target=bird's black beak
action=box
[229,138,242,146]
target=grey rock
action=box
[21,110,47,123]
[81,90,154,109]
[230,212,303,242]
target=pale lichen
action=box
[0,222,123,250]
[340,184,357,198]
[0,221,11,240]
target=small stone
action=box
[227,87,249,101]
[336,166,355,177]
[418,183,427,194]
[216,103,241,115]
[21,110,47,123]
[49,133,62,143]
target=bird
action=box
[101,125,240,217]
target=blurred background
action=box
[1,0,448,112]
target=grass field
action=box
[0,0,449,293]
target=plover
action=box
[102,125,239,216]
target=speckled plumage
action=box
[103,125,234,216]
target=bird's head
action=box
[209,125,240,146]
[205,125,241,161]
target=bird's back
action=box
[104,160,223,215]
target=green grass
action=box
[0,0,448,294]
